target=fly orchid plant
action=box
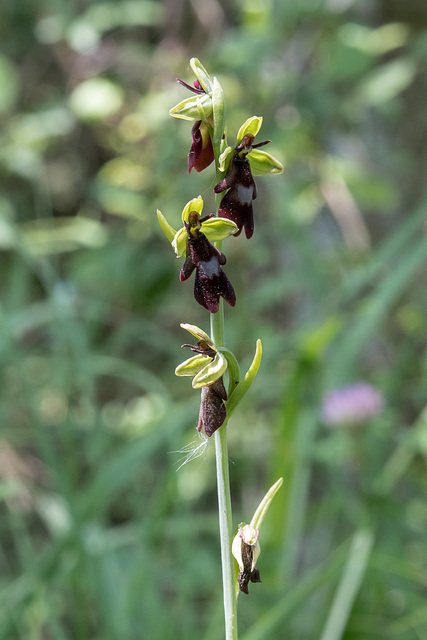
[157,58,284,640]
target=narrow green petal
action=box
[190,58,212,93]
[182,195,204,223]
[157,210,176,242]
[248,148,284,175]
[172,227,187,257]
[175,354,212,377]
[180,323,214,347]
[201,217,238,241]
[192,352,227,388]
[237,116,263,142]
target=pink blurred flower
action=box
[321,382,384,426]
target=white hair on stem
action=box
[172,432,209,471]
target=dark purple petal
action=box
[176,78,205,94]
[180,254,196,281]
[214,166,236,194]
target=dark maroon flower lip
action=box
[180,232,236,313]
[198,378,227,437]
[188,120,215,173]
[214,158,256,239]
[213,135,272,239]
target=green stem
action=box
[210,82,238,636]
[211,300,238,640]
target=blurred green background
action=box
[2,0,427,638]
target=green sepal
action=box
[237,116,263,142]
[192,351,227,388]
[226,339,262,418]
[180,323,213,347]
[182,195,204,223]
[202,217,238,242]
[250,478,283,530]
[172,227,187,257]
[248,148,284,175]
[169,93,213,122]
[175,354,212,377]
[190,58,212,94]
[157,209,176,242]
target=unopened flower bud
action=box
[232,524,261,595]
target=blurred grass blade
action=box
[319,529,374,640]
[340,196,427,302]
[374,405,427,494]
[328,233,427,385]
[279,410,317,585]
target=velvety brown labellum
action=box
[188,121,214,173]
[180,233,236,313]
[214,156,257,239]
[197,377,227,437]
